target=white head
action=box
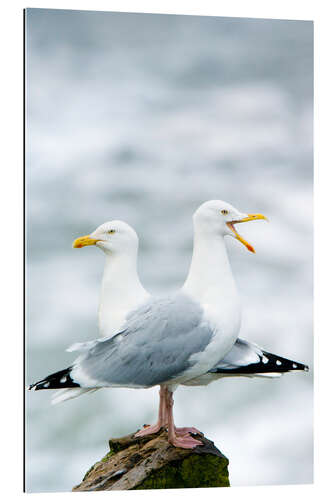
[72,220,139,256]
[193,200,267,253]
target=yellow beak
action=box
[72,235,100,249]
[236,214,268,223]
[227,214,268,253]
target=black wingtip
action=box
[285,360,309,373]
[210,351,310,376]
[27,366,80,391]
[258,351,310,374]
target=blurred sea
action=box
[25,9,313,492]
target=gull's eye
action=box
[108,229,115,234]
[221,209,229,215]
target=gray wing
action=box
[210,338,262,370]
[183,338,308,386]
[182,338,262,386]
[70,293,213,389]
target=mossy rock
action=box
[135,452,229,489]
[73,429,230,491]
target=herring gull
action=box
[51,220,150,405]
[28,200,308,449]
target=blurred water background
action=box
[25,8,313,492]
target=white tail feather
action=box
[51,387,98,405]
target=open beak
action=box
[72,234,100,248]
[227,214,268,253]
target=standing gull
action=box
[53,212,307,427]
[51,220,150,405]
[29,200,308,449]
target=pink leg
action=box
[159,390,202,435]
[135,386,167,437]
[165,389,203,449]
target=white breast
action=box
[170,291,242,385]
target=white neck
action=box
[183,230,238,304]
[98,252,149,337]
[182,227,242,356]
[181,225,242,375]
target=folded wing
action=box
[29,293,214,391]
[183,338,309,386]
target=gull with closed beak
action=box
[29,200,308,449]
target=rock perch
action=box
[73,429,230,490]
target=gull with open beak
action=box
[29,200,308,449]
[226,213,268,253]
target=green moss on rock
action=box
[75,431,230,491]
[82,464,96,482]
[134,453,229,489]
[108,441,123,454]
[101,450,115,462]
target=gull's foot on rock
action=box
[175,426,203,437]
[169,434,204,449]
[134,423,163,437]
